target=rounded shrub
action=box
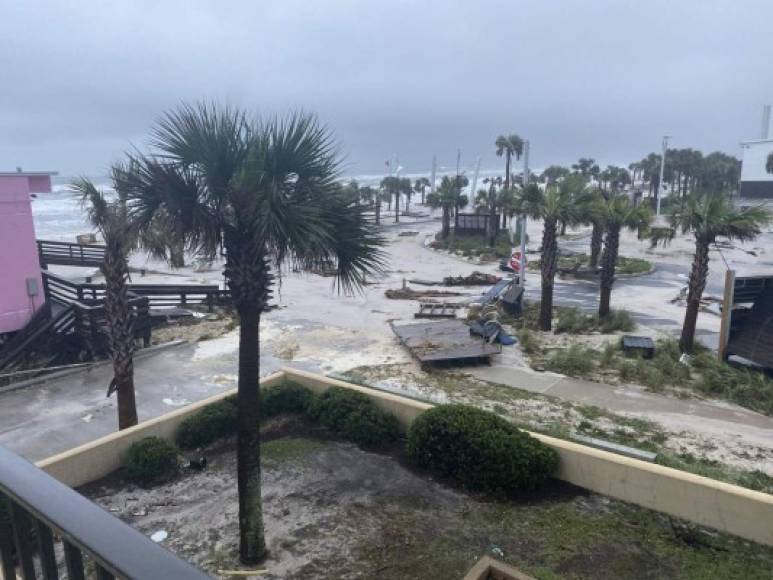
[309,386,400,447]
[126,437,179,483]
[261,382,315,419]
[407,405,558,493]
[175,396,238,449]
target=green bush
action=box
[517,328,542,355]
[407,405,558,493]
[126,437,178,483]
[616,256,652,275]
[555,308,596,334]
[598,310,635,333]
[309,386,400,447]
[175,396,238,449]
[546,344,595,377]
[691,353,773,415]
[261,382,315,419]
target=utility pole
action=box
[519,140,530,287]
[471,156,481,200]
[430,155,437,193]
[656,136,670,217]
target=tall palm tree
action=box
[593,194,652,316]
[72,177,139,430]
[518,183,578,331]
[118,103,386,563]
[651,191,770,352]
[427,175,467,239]
[399,177,412,216]
[414,177,431,205]
[495,134,524,191]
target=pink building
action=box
[0,171,57,335]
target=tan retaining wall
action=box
[37,367,773,547]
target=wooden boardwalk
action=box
[391,319,500,364]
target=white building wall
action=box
[741,140,773,182]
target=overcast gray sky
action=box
[2,0,772,178]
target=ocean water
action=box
[32,184,94,242]
[37,167,511,242]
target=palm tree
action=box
[518,183,578,331]
[414,177,431,205]
[399,177,413,216]
[495,134,524,191]
[593,194,652,316]
[72,177,139,430]
[652,191,770,352]
[541,165,570,185]
[380,176,411,222]
[427,175,468,239]
[572,157,597,178]
[119,103,386,563]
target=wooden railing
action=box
[42,271,226,312]
[0,445,209,579]
[37,240,106,269]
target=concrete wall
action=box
[37,368,773,547]
[0,175,48,334]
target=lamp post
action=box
[656,135,670,218]
[519,140,530,287]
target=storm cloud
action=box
[2,0,772,177]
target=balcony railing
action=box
[0,445,209,579]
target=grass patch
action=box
[261,437,324,461]
[343,481,773,580]
[545,344,596,377]
[540,336,773,416]
[528,253,652,275]
[555,307,635,334]
[517,328,543,355]
[430,231,512,260]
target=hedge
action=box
[407,405,558,493]
[126,437,179,483]
[309,386,400,447]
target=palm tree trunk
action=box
[589,223,603,268]
[394,191,400,223]
[599,225,620,317]
[236,305,266,563]
[680,238,710,353]
[441,207,451,239]
[539,218,558,331]
[375,200,381,225]
[102,245,138,430]
[487,185,496,248]
[226,242,271,564]
[504,152,511,191]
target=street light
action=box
[656,135,670,218]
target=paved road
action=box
[0,342,292,461]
